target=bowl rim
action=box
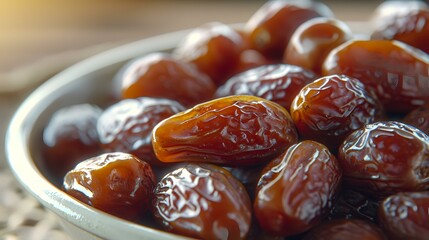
[5,28,194,240]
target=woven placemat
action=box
[0,168,70,240]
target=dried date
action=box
[152,163,252,240]
[254,140,342,237]
[152,95,298,166]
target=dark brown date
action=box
[290,74,383,151]
[97,97,185,166]
[42,104,102,184]
[322,39,429,113]
[302,219,386,240]
[174,22,245,86]
[338,121,429,197]
[254,140,342,237]
[403,102,429,135]
[244,0,333,60]
[63,152,156,221]
[215,64,316,111]
[283,17,353,75]
[371,7,429,54]
[152,95,298,166]
[379,191,429,240]
[152,163,252,240]
[118,52,216,107]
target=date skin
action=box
[174,22,245,86]
[283,17,353,75]
[322,39,429,113]
[302,219,386,240]
[118,52,216,108]
[371,8,429,54]
[63,152,156,221]
[215,64,316,111]
[42,104,102,185]
[244,0,333,60]
[97,97,185,166]
[290,74,383,152]
[338,121,429,197]
[152,95,298,166]
[152,163,252,240]
[379,191,429,240]
[403,102,429,135]
[254,140,342,237]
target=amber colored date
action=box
[322,39,429,113]
[371,8,429,54]
[118,52,216,107]
[97,97,185,166]
[174,22,245,86]
[152,95,298,166]
[244,0,333,60]
[283,17,352,75]
[379,191,429,240]
[254,140,342,237]
[63,152,156,221]
[215,64,316,111]
[302,219,386,240]
[152,163,252,240]
[290,74,382,151]
[339,121,429,197]
[42,104,102,184]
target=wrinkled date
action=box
[63,152,156,221]
[322,39,429,113]
[254,140,342,237]
[152,163,252,240]
[302,219,386,240]
[339,121,429,197]
[215,64,316,111]
[290,74,382,151]
[403,103,429,135]
[371,8,429,54]
[152,95,298,166]
[97,97,185,166]
[379,191,429,240]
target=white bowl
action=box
[6,22,368,240]
[5,28,195,240]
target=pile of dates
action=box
[41,1,429,239]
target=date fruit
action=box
[338,121,429,197]
[379,191,429,240]
[403,102,429,135]
[244,0,333,59]
[174,22,245,86]
[152,163,252,240]
[290,74,382,151]
[322,39,429,113]
[152,95,298,166]
[63,152,156,221]
[283,17,352,75]
[254,140,342,237]
[215,64,316,111]
[97,97,185,166]
[118,52,216,107]
[42,104,102,184]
